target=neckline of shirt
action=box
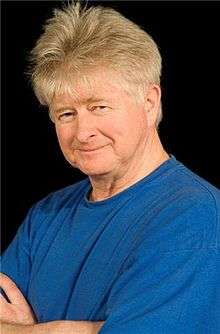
[83,155,181,207]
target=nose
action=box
[75,113,97,143]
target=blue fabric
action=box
[1,156,220,333]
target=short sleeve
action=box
[99,247,220,334]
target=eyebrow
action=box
[51,97,108,114]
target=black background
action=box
[2,1,220,252]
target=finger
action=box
[0,293,9,305]
[1,287,11,302]
[0,297,17,324]
[0,273,28,306]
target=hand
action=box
[0,273,36,325]
[91,321,105,334]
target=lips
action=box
[78,146,106,153]
[80,148,100,152]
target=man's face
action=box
[50,68,152,178]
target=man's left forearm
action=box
[1,320,104,334]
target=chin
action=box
[69,155,106,172]
[76,164,114,177]
[82,169,112,177]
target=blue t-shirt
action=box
[1,156,220,333]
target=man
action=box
[1,2,220,333]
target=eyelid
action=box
[55,110,77,123]
[59,110,77,117]
[90,105,108,110]
[61,109,76,114]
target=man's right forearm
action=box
[1,320,104,334]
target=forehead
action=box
[50,67,133,108]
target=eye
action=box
[91,106,108,112]
[57,111,76,123]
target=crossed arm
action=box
[0,273,104,334]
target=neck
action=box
[89,130,169,201]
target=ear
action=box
[144,84,161,127]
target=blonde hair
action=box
[28,1,163,125]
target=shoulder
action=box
[134,159,220,254]
[173,159,219,197]
[171,160,220,231]
[21,178,90,239]
[158,158,220,216]
[33,177,90,213]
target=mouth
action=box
[78,146,106,153]
[80,148,100,152]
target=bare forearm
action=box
[35,321,104,334]
[1,322,34,334]
[1,320,104,334]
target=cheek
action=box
[55,126,75,149]
[101,120,124,146]
[108,111,147,143]
[119,113,148,153]
[102,119,135,159]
